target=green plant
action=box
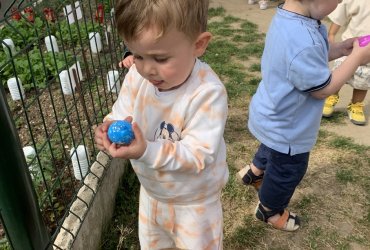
[0,7,100,50]
[0,18,44,47]
[329,136,368,153]
[54,17,103,48]
[224,216,266,249]
[1,48,72,90]
[28,141,70,230]
[208,7,226,18]
[24,148,55,201]
[336,168,355,183]
[249,63,261,72]
[101,0,114,13]
[0,240,11,250]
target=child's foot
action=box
[237,165,264,190]
[255,203,300,231]
[322,94,339,117]
[347,102,366,125]
[259,0,269,10]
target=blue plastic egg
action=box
[107,120,134,145]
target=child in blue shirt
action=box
[238,0,370,232]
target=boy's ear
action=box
[194,32,212,57]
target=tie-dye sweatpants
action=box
[138,187,224,250]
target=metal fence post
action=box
[0,83,50,249]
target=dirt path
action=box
[210,0,370,146]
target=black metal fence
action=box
[0,0,124,248]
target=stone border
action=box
[53,152,126,249]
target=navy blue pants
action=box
[252,144,309,212]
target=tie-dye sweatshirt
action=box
[106,58,229,204]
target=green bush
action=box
[0,16,97,90]
[1,48,72,90]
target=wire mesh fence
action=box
[0,0,124,248]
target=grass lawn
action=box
[100,7,370,250]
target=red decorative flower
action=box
[24,7,33,13]
[24,7,34,23]
[43,8,56,22]
[95,3,104,24]
[11,7,21,21]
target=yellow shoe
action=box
[347,102,366,125]
[322,94,339,117]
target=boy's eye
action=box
[155,57,168,63]
[133,55,143,60]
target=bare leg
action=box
[351,89,367,103]
[250,163,264,176]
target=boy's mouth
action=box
[149,79,163,85]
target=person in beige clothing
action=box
[248,0,269,10]
[322,0,370,125]
[95,0,229,248]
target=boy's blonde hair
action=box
[115,0,209,42]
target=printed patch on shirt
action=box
[154,121,180,142]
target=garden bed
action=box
[0,0,123,245]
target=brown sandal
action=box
[255,203,300,232]
[237,164,264,190]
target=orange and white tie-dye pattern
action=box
[138,187,223,250]
[107,58,228,248]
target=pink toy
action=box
[358,35,370,47]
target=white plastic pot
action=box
[2,38,16,56]
[70,145,89,180]
[23,146,38,179]
[89,32,102,53]
[7,77,25,101]
[59,70,75,95]
[107,70,120,93]
[45,35,59,52]
[63,1,83,24]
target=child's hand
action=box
[340,37,356,56]
[94,120,114,151]
[118,55,134,69]
[102,118,147,160]
[351,38,370,65]
[329,38,356,61]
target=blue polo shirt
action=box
[248,6,331,155]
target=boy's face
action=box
[307,0,342,20]
[126,27,199,91]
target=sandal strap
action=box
[256,203,280,222]
[273,210,289,229]
[273,211,300,231]
[285,212,299,231]
[242,167,264,185]
[237,165,264,191]
[255,203,300,231]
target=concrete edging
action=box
[53,152,126,249]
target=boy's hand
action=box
[102,119,147,160]
[328,38,355,61]
[340,37,356,56]
[94,120,114,151]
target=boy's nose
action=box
[142,61,156,76]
